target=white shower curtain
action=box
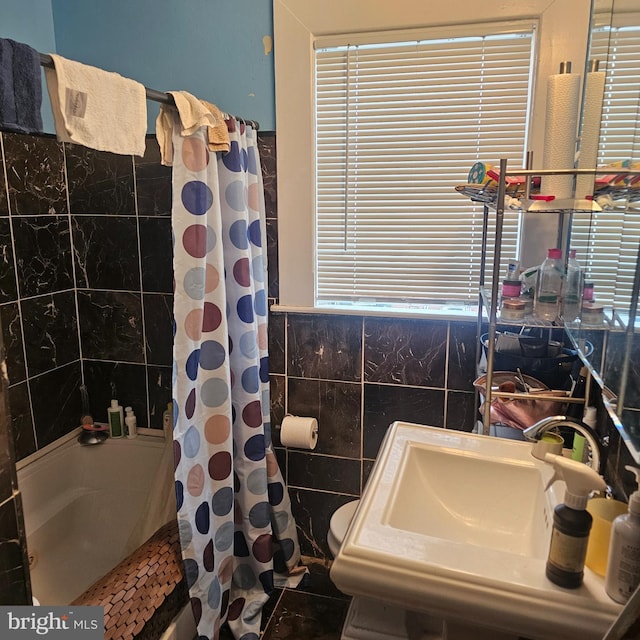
[169,112,300,640]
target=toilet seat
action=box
[328,500,360,558]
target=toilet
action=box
[328,500,360,558]
[328,500,414,640]
[328,501,520,640]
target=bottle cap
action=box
[548,248,562,259]
[125,406,133,414]
[501,298,526,310]
[110,399,119,409]
[625,466,640,516]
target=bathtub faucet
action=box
[522,415,607,476]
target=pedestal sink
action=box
[330,422,621,640]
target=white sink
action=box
[330,422,622,640]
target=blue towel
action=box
[0,38,43,134]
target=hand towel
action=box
[155,105,175,166]
[155,90,218,165]
[168,90,217,136]
[0,38,43,134]
[44,53,146,156]
[200,100,230,153]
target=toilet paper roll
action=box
[575,71,606,198]
[280,415,318,449]
[540,72,581,199]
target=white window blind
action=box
[572,19,640,310]
[314,26,536,307]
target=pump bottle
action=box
[605,466,640,603]
[544,453,607,588]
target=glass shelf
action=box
[480,287,614,330]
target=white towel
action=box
[44,53,147,157]
[155,90,218,165]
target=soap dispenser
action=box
[544,453,607,588]
[605,466,640,603]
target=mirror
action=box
[566,0,640,459]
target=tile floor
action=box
[216,557,537,640]
[219,557,351,639]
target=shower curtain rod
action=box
[38,53,260,130]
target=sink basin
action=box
[387,443,553,558]
[330,422,621,640]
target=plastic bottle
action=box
[572,405,597,465]
[583,281,595,302]
[544,453,607,588]
[605,466,640,603]
[107,399,124,439]
[535,248,565,321]
[163,402,173,437]
[566,367,589,462]
[124,406,137,439]
[562,249,584,322]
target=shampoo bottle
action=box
[124,406,137,439]
[107,399,124,439]
[605,466,640,603]
[544,453,607,588]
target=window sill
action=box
[270,302,483,322]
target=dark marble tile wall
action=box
[0,131,174,462]
[0,280,31,604]
[270,311,478,558]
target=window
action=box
[274,0,593,315]
[314,26,536,307]
[571,17,640,311]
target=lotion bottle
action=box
[124,406,137,439]
[605,466,640,603]
[544,453,607,588]
[107,399,124,439]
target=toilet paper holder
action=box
[280,413,318,434]
[279,414,319,450]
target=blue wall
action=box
[2,0,275,133]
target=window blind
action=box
[572,20,640,311]
[314,27,536,306]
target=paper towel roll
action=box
[540,72,581,199]
[575,71,606,198]
[280,415,318,449]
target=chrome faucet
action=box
[522,415,606,475]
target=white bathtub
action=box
[16,429,196,640]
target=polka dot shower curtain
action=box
[170,114,301,640]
